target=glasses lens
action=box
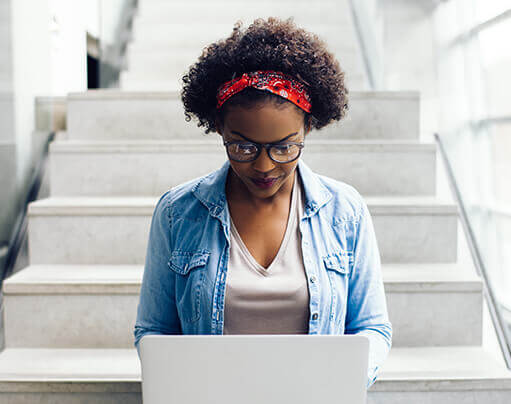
[227,143,259,161]
[269,144,301,162]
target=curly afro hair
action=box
[180,16,348,135]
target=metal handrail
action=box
[0,131,55,282]
[434,132,511,369]
[348,0,384,90]
[448,8,511,47]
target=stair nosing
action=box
[0,347,509,391]
[67,90,419,101]
[27,196,458,216]
[2,264,481,295]
[49,139,434,154]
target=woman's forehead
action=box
[223,104,304,142]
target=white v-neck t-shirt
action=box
[223,171,310,334]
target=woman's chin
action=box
[245,177,287,199]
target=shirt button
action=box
[312,313,319,320]
[310,275,317,283]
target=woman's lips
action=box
[250,177,280,189]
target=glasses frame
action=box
[223,139,305,163]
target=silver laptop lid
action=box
[140,334,369,404]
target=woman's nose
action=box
[252,147,276,172]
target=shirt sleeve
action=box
[134,190,182,358]
[344,194,393,389]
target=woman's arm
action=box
[134,190,182,357]
[344,196,393,389]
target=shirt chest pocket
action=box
[322,251,351,324]
[168,250,211,323]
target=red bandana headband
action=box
[216,70,312,113]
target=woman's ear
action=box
[304,120,312,136]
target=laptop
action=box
[139,334,369,404]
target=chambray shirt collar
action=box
[191,159,332,225]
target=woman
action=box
[134,17,392,389]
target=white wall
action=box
[0,0,14,143]
[1,0,105,241]
[47,0,102,95]
[11,0,53,184]
[100,0,129,46]
[8,0,106,180]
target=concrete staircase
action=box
[119,0,369,91]
[1,1,511,403]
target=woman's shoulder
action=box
[154,173,214,218]
[312,172,366,221]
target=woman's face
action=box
[216,102,310,202]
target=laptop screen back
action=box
[140,334,369,404]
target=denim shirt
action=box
[134,158,392,389]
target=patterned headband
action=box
[216,70,312,113]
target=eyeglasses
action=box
[223,135,305,163]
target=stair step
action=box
[67,90,419,141]
[129,22,358,51]
[3,265,141,349]
[3,264,142,294]
[373,346,511,403]
[136,1,350,25]
[124,0,367,91]
[2,263,479,294]
[27,196,457,265]
[123,49,362,85]
[0,348,139,381]
[120,71,370,92]
[129,20,357,49]
[49,140,436,197]
[124,15,365,90]
[0,348,140,403]
[126,32,356,54]
[2,262,479,348]
[0,347,509,402]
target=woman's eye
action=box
[237,144,257,153]
[273,144,292,154]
